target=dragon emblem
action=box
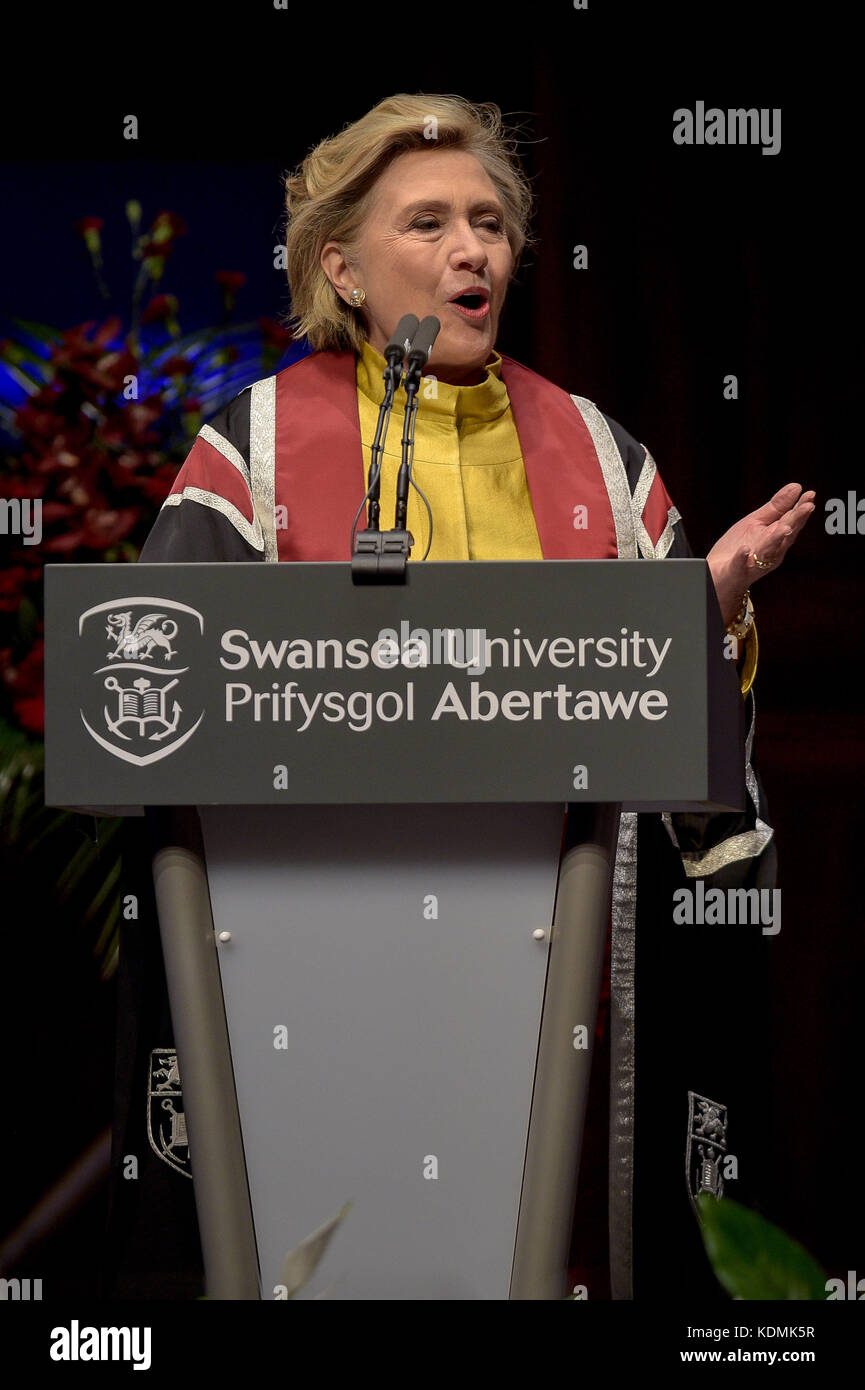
[106,611,178,663]
[78,595,205,767]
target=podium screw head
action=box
[532,929,546,941]
[218,931,232,943]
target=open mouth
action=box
[448,294,490,319]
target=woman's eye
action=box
[410,218,504,233]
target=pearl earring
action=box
[349,288,366,307]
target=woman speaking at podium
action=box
[115,93,814,1300]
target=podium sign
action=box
[44,558,747,1299]
[45,559,743,811]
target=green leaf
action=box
[55,828,101,899]
[80,852,122,928]
[8,316,64,345]
[91,889,121,965]
[697,1194,828,1300]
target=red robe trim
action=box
[167,435,257,525]
[271,350,622,562]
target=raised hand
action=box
[706,483,816,626]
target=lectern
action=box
[45,559,743,1300]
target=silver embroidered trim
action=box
[661,689,775,874]
[676,825,775,876]
[199,422,252,488]
[609,808,638,1300]
[632,449,657,558]
[632,450,681,559]
[569,396,637,559]
[249,376,278,563]
[163,486,264,551]
[655,505,682,559]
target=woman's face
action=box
[322,148,514,386]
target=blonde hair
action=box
[282,93,536,353]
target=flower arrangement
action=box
[0,201,306,975]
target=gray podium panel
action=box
[197,801,566,1300]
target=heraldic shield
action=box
[147,1049,192,1179]
[77,596,205,766]
[686,1090,728,1218]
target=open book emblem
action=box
[77,597,205,766]
[103,673,181,740]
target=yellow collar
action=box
[356,336,509,424]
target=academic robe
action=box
[104,347,776,1301]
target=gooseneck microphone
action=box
[394,316,440,531]
[350,313,437,580]
[384,314,420,381]
[365,313,419,533]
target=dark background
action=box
[1,0,860,1303]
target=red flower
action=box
[13,694,44,736]
[3,639,44,697]
[40,506,142,552]
[13,400,67,444]
[81,506,142,547]
[59,319,123,352]
[0,475,47,499]
[140,212,187,260]
[74,218,105,258]
[214,271,246,293]
[141,294,179,325]
[160,355,193,376]
[152,211,187,236]
[135,463,180,505]
[2,639,45,733]
[98,398,164,447]
[39,499,78,523]
[48,319,135,394]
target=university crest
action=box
[147,1048,192,1178]
[686,1090,728,1218]
[77,596,204,765]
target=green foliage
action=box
[697,1193,828,1300]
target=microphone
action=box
[395,316,440,530]
[350,314,437,579]
[362,314,419,536]
[383,313,419,386]
[403,315,440,391]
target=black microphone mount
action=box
[352,313,439,583]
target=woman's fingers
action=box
[752,483,815,527]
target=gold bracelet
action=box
[726,589,755,641]
[739,619,758,697]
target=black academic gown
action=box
[102,387,776,1302]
